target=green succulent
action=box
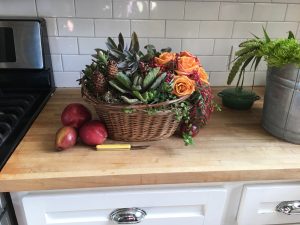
[108,67,167,104]
[106,32,143,75]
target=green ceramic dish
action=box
[218,88,260,110]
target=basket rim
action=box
[81,85,190,110]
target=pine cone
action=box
[107,60,118,80]
[92,71,107,96]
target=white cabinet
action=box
[19,186,227,225]
[237,183,300,225]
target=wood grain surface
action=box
[1,87,300,192]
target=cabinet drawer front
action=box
[238,183,300,225]
[22,187,227,225]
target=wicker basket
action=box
[82,87,189,142]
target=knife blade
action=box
[96,144,149,151]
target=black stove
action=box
[0,18,55,171]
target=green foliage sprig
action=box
[261,38,300,67]
[228,28,300,88]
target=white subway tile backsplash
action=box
[253,3,287,21]
[209,71,266,86]
[57,18,94,37]
[199,21,234,38]
[113,0,149,19]
[148,38,181,52]
[185,2,220,20]
[200,56,229,72]
[233,22,266,38]
[150,1,184,19]
[5,0,300,87]
[95,20,130,37]
[37,0,75,17]
[75,0,112,18]
[166,21,199,38]
[286,4,300,21]
[238,0,271,2]
[219,3,254,21]
[182,39,214,55]
[54,72,81,87]
[45,18,58,36]
[0,0,36,16]
[78,38,107,54]
[62,55,92,72]
[209,72,231,86]
[132,20,165,37]
[272,0,300,3]
[214,39,246,55]
[51,55,63,72]
[49,37,78,54]
[248,71,266,86]
[266,22,298,38]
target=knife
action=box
[96,144,149,151]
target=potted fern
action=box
[223,28,300,143]
[79,32,215,145]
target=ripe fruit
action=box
[61,103,92,128]
[79,120,107,145]
[55,126,77,151]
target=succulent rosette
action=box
[79,32,217,145]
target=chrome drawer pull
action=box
[276,201,300,215]
[110,208,147,224]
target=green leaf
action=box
[254,56,262,72]
[150,72,167,90]
[106,37,118,50]
[132,85,142,91]
[132,91,147,103]
[262,26,271,43]
[116,72,132,89]
[142,92,149,101]
[129,32,140,53]
[133,75,139,86]
[118,33,124,51]
[108,80,128,93]
[161,47,172,52]
[120,96,141,104]
[183,133,193,145]
[143,67,160,90]
[288,31,295,39]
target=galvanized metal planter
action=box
[262,64,300,144]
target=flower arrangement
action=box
[79,32,217,144]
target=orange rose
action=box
[173,75,196,97]
[198,67,209,84]
[180,51,195,58]
[176,56,200,76]
[154,52,176,65]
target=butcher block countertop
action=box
[1,87,300,192]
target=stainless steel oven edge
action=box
[0,20,43,69]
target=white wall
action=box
[0,0,300,87]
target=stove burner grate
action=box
[0,93,37,146]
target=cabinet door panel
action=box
[21,187,227,225]
[238,183,300,225]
